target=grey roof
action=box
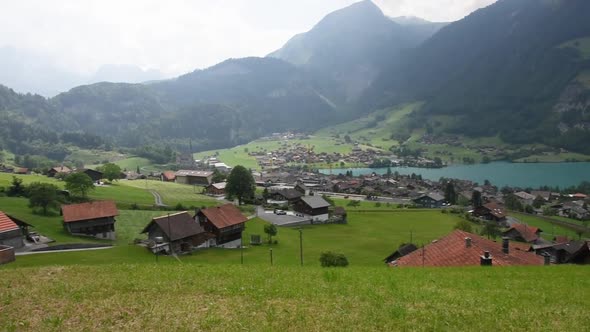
[300,196,330,209]
[175,170,213,177]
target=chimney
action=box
[502,237,509,254]
[480,251,493,266]
[465,237,472,248]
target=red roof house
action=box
[195,204,248,247]
[161,171,176,182]
[502,223,542,243]
[61,201,118,240]
[392,230,544,267]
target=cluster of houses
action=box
[247,142,393,169]
[385,229,590,268]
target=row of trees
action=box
[4,174,95,215]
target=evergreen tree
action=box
[471,190,483,208]
[444,182,457,205]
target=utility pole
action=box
[299,228,303,266]
[240,239,244,265]
[167,213,172,255]
[270,248,273,266]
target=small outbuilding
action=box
[205,182,227,196]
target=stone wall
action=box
[0,245,15,265]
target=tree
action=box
[7,176,26,197]
[444,182,457,205]
[454,219,473,233]
[320,251,349,267]
[225,165,255,205]
[28,182,58,215]
[532,196,545,209]
[65,173,94,199]
[264,224,277,244]
[101,163,121,182]
[504,194,523,211]
[481,221,501,240]
[471,190,483,208]
[211,168,226,183]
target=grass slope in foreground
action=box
[0,264,588,331]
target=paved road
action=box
[256,206,310,226]
[16,246,113,256]
[150,190,166,206]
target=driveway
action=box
[256,206,310,226]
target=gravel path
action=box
[150,190,166,206]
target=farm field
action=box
[121,179,219,208]
[0,264,588,331]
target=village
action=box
[1,150,589,268]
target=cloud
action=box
[0,0,497,77]
[374,0,497,22]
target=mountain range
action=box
[1,0,589,162]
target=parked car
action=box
[275,210,287,215]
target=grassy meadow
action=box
[0,264,588,331]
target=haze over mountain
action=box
[0,46,165,96]
[1,0,589,162]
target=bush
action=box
[320,251,349,267]
[175,202,186,211]
[454,219,473,233]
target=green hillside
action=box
[1,264,588,331]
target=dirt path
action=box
[150,190,166,206]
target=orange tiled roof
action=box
[504,223,540,243]
[0,211,19,233]
[61,201,118,223]
[393,230,543,267]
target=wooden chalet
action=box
[391,230,544,267]
[79,168,103,182]
[141,212,213,254]
[531,240,590,264]
[412,193,445,208]
[13,168,29,175]
[502,224,542,244]
[472,202,507,222]
[61,201,118,240]
[195,204,248,248]
[175,170,213,185]
[205,182,227,196]
[47,166,72,177]
[268,188,303,203]
[294,196,330,222]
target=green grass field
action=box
[121,180,219,207]
[0,264,588,331]
[512,213,589,239]
[8,210,461,268]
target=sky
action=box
[0,0,497,78]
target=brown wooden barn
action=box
[61,201,118,240]
[141,212,213,254]
[195,204,248,248]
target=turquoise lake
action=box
[320,162,590,188]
